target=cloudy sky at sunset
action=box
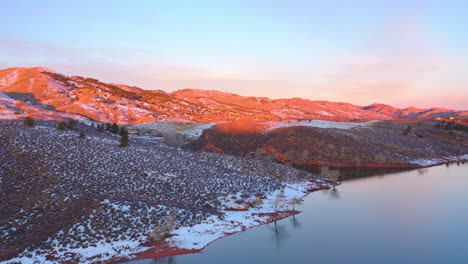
[1,0,467,109]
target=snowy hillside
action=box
[3,66,463,126]
[0,120,333,263]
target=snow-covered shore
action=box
[168,179,332,251]
[1,180,335,264]
[411,154,468,167]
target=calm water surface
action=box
[129,163,468,264]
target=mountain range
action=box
[0,67,466,124]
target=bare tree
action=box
[150,214,177,242]
[249,197,263,208]
[290,197,303,211]
[272,191,285,217]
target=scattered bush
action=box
[250,197,263,208]
[24,117,35,127]
[57,121,67,130]
[105,123,120,134]
[402,126,412,136]
[67,120,77,130]
[435,121,468,133]
[150,215,176,242]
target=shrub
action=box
[120,129,129,147]
[150,215,176,242]
[402,126,412,136]
[109,123,119,134]
[57,121,67,130]
[24,117,35,127]
[79,132,86,139]
[67,120,77,130]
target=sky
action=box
[1,0,467,109]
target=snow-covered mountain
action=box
[0,67,465,124]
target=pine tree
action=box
[120,128,129,147]
[110,123,119,134]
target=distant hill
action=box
[363,103,467,120]
[0,67,465,124]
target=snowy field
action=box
[131,122,215,139]
[261,120,376,131]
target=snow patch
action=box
[169,181,327,250]
[411,154,468,166]
[262,120,375,131]
[0,70,19,89]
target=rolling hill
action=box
[0,67,465,124]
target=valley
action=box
[0,67,467,263]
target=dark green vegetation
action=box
[120,128,129,147]
[435,120,468,133]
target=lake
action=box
[127,162,468,264]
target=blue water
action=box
[128,163,468,264]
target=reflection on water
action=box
[294,162,468,182]
[294,164,414,182]
[322,186,341,200]
[289,214,301,229]
[127,162,468,264]
[269,220,289,248]
[149,256,176,264]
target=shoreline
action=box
[112,211,300,263]
[1,157,465,263]
[4,157,466,264]
[288,154,468,170]
[1,179,337,264]
[110,179,337,264]
[111,157,468,263]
